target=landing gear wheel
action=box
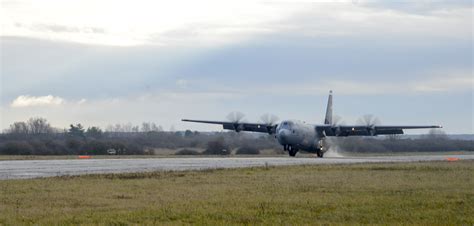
[288,145,298,157]
[317,150,324,158]
[317,139,325,158]
[289,149,297,157]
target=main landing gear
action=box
[284,145,299,157]
[316,150,324,158]
[316,140,325,158]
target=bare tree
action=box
[27,117,53,134]
[113,123,123,132]
[122,122,133,133]
[8,122,29,134]
[141,122,151,132]
[151,123,163,132]
[141,122,162,132]
[105,124,114,132]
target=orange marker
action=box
[446,157,459,162]
[78,155,91,159]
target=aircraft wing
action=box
[319,125,442,136]
[182,119,277,134]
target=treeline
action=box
[328,136,473,153]
[0,117,472,155]
[6,117,165,135]
[0,117,279,155]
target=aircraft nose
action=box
[277,129,291,143]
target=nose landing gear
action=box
[285,145,298,157]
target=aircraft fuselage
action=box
[276,120,322,154]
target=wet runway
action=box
[1,155,473,180]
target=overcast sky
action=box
[0,0,473,133]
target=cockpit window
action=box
[280,121,293,129]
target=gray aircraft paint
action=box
[182,91,441,157]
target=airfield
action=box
[1,154,473,180]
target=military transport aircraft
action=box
[182,91,442,157]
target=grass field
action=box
[0,161,473,225]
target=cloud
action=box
[11,95,65,107]
[271,2,471,42]
[234,74,474,96]
[411,75,473,92]
[357,0,473,15]
[14,23,106,34]
[3,0,470,46]
[0,0,305,46]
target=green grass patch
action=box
[0,161,473,225]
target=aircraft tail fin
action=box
[324,90,333,125]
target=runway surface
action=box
[1,155,473,180]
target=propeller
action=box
[331,115,345,136]
[331,115,345,127]
[356,114,381,136]
[226,111,246,132]
[226,111,245,123]
[260,113,279,135]
[260,113,279,125]
[356,114,381,127]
